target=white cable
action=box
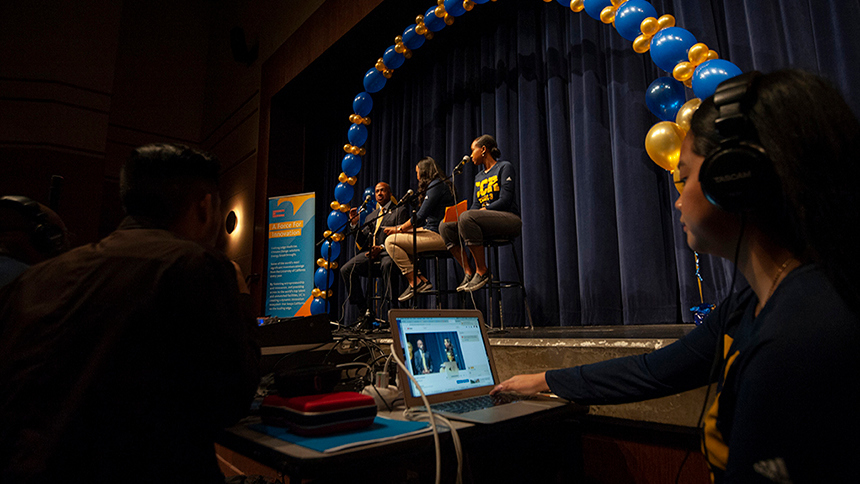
[388,344,440,482]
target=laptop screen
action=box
[393,314,496,399]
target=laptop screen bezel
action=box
[388,308,500,409]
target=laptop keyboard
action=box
[430,393,524,414]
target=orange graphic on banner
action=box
[277,194,315,215]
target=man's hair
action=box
[690,69,860,306]
[120,144,220,228]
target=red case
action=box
[260,392,377,436]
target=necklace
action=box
[759,258,796,312]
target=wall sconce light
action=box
[225,210,238,234]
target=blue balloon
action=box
[649,27,697,73]
[614,1,658,42]
[342,154,362,177]
[443,0,467,17]
[583,0,612,20]
[402,25,425,50]
[382,45,405,69]
[363,186,374,199]
[645,76,687,122]
[347,123,368,147]
[363,68,386,93]
[353,92,373,117]
[472,0,491,3]
[424,7,445,32]
[310,297,329,316]
[327,209,348,232]
[692,59,744,100]
[314,267,334,290]
[321,240,341,260]
[334,182,354,205]
[555,0,569,6]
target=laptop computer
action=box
[388,308,566,424]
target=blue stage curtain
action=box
[319,0,860,326]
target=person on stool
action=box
[440,134,522,292]
[341,182,408,326]
[384,157,454,302]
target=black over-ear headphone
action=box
[0,195,67,257]
[698,71,776,212]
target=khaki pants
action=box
[384,229,447,275]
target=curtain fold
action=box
[309,0,860,327]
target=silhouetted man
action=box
[0,144,260,483]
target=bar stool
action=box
[483,237,534,329]
[411,250,455,309]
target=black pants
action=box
[340,252,398,313]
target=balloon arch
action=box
[309,0,744,316]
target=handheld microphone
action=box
[453,155,470,175]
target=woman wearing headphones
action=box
[492,70,860,482]
[383,156,454,302]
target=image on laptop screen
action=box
[394,314,495,399]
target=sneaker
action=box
[414,279,433,295]
[456,273,474,292]
[464,272,491,292]
[397,285,415,302]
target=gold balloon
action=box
[404,49,413,59]
[323,230,332,238]
[358,148,366,156]
[684,78,693,89]
[343,144,351,153]
[706,50,719,61]
[329,262,338,271]
[673,61,694,81]
[464,0,475,11]
[673,169,683,194]
[645,121,685,172]
[570,0,585,12]
[395,35,403,43]
[633,34,651,54]
[312,288,321,297]
[437,0,444,6]
[382,69,393,79]
[688,43,709,65]
[395,44,405,54]
[316,258,325,268]
[338,172,348,183]
[331,233,344,242]
[640,17,658,36]
[330,201,339,210]
[350,146,360,155]
[338,204,350,213]
[415,15,424,24]
[435,5,445,17]
[415,24,426,35]
[349,114,357,123]
[675,98,702,133]
[600,6,616,24]
[362,117,371,126]
[444,14,454,25]
[424,31,434,40]
[611,0,624,6]
[657,14,675,29]
[347,176,357,186]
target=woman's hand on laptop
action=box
[491,372,549,396]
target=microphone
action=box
[358,194,372,212]
[453,155,470,175]
[395,189,414,207]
